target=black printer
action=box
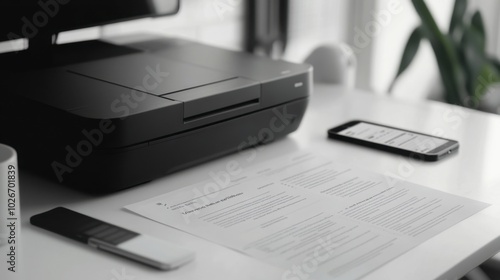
[0,0,311,192]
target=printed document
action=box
[125,153,488,280]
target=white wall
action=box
[352,0,454,99]
[358,0,500,101]
[55,0,351,61]
[0,0,350,66]
[383,0,455,100]
[99,0,245,51]
[469,0,500,57]
[283,0,350,63]
[5,0,496,102]
[0,0,246,53]
[283,0,500,99]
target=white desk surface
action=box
[15,84,500,280]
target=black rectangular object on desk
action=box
[30,207,139,245]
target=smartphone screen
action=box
[336,122,449,154]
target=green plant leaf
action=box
[412,0,468,105]
[461,24,489,95]
[449,0,467,41]
[470,11,486,51]
[462,24,486,55]
[461,23,500,106]
[389,27,423,93]
[471,63,500,106]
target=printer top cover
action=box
[0,37,312,192]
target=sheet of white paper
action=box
[125,153,489,280]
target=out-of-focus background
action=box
[1,1,500,279]
[2,0,497,105]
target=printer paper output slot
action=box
[183,98,260,122]
[164,77,261,120]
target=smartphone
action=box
[328,120,459,161]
